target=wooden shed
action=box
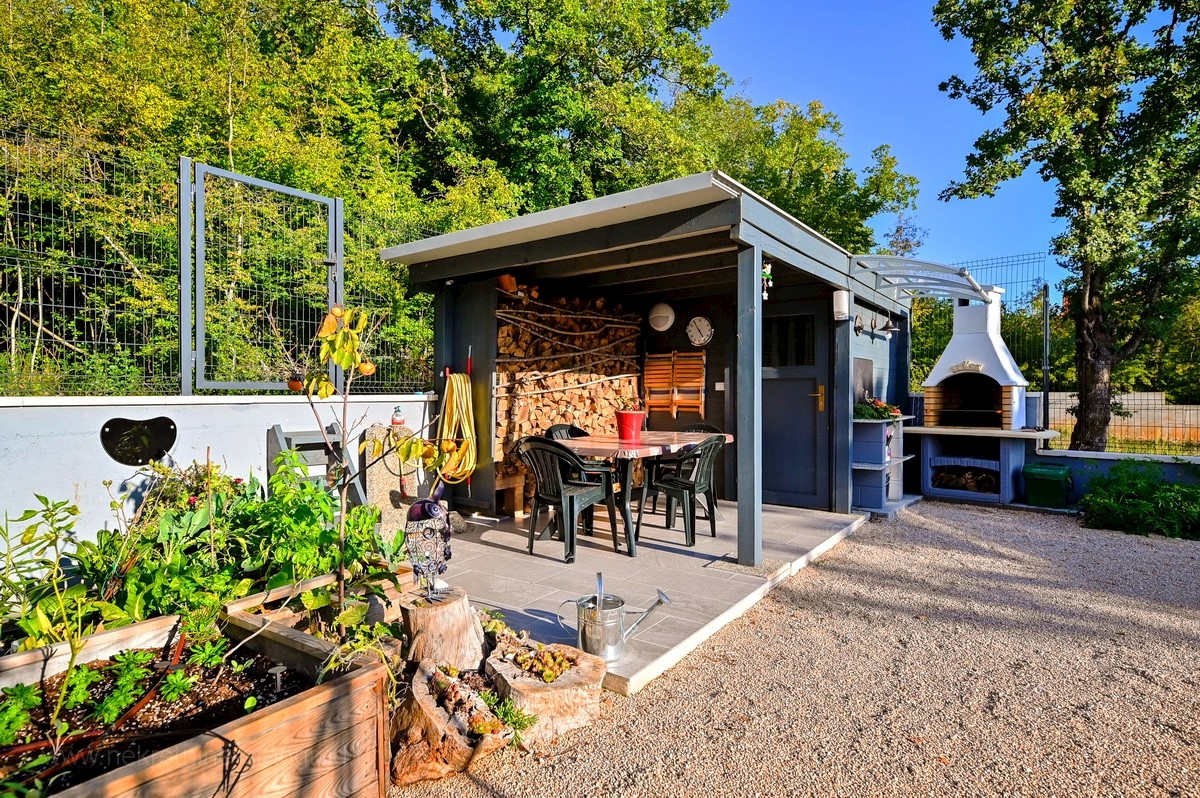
[382,171,912,566]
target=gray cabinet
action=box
[851,417,914,513]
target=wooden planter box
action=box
[0,614,389,798]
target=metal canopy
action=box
[851,255,1000,303]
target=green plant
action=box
[0,683,42,745]
[187,639,229,669]
[63,666,104,711]
[159,670,198,702]
[479,690,538,746]
[853,398,902,420]
[1080,460,1200,539]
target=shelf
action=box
[905,426,1059,440]
[853,415,915,424]
[852,455,914,471]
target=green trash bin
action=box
[1023,463,1072,508]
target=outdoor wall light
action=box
[871,316,901,341]
[833,289,851,321]
[648,302,675,332]
[853,315,864,336]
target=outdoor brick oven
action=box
[922,290,1027,429]
[915,290,1035,502]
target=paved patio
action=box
[444,500,867,694]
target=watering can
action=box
[558,572,671,663]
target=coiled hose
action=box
[435,372,477,485]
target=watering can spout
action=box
[623,589,671,641]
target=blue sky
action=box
[702,1,1064,266]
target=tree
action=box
[663,95,920,252]
[934,1,1200,450]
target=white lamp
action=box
[648,302,675,332]
[833,290,851,321]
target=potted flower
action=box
[614,395,645,441]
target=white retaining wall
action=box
[0,394,439,540]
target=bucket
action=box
[615,410,644,441]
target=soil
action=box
[0,647,313,794]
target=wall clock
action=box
[685,316,714,346]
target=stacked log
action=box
[494,280,642,511]
[931,467,999,493]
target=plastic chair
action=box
[647,423,724,514]
[635,435,725,547]
[546,424,589,440]
[516,436,620,562]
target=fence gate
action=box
[180,158,343,393]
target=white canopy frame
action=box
[851,256,1000,303]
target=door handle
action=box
[808,384,825,412]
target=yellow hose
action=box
[435,372,477,485]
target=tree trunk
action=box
[1070,306,1115,451]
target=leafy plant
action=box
[63,666,105,711]
[159,670,198,703]
[1080,460,1200,540]
[853,398,902,420]
[90,683,140,725]
[187,639,229,669]
[479,690,538,746]
[0,683,42,745]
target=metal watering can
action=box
[558,572,671,663]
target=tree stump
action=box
[397,585,486,673]
[391,660,510,786]
[485,643,606,746]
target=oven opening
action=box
[935,373,1003,428]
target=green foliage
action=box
[63,666,104,711]
[479,689,538,746]
[934,1,1200,450]
[187,639,229,669]
[0,683,42,746]
[159,670,198,703]
[1080,460,1200,540]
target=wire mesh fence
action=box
[911,251,1200,455]
[0,127,434,396]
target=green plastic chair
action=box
[516,436,620,562]
[635,435,725,547]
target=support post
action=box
[735,245,763,566]
[178,157,193,396]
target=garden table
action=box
[555,431,734,557]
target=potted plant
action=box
[614,395,645,441]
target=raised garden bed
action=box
[0,614,388,797]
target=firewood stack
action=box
[494,280,642,511]
[931,467,999,493]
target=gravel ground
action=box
[394,502,1200,798]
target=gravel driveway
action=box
[396,501,1200,798]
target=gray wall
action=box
[0,394,438,540]
[850,300,905,405]
[1027,449,1200,505]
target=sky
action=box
[702,0,1065,266]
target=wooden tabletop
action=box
[556,431,733,460]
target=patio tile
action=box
[446,502,864,695]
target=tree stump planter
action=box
[396,585,486,673]
[0,614,389,798]
[389,659,510,786]
[484,643,606,746]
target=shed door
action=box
[761,301,831,508]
